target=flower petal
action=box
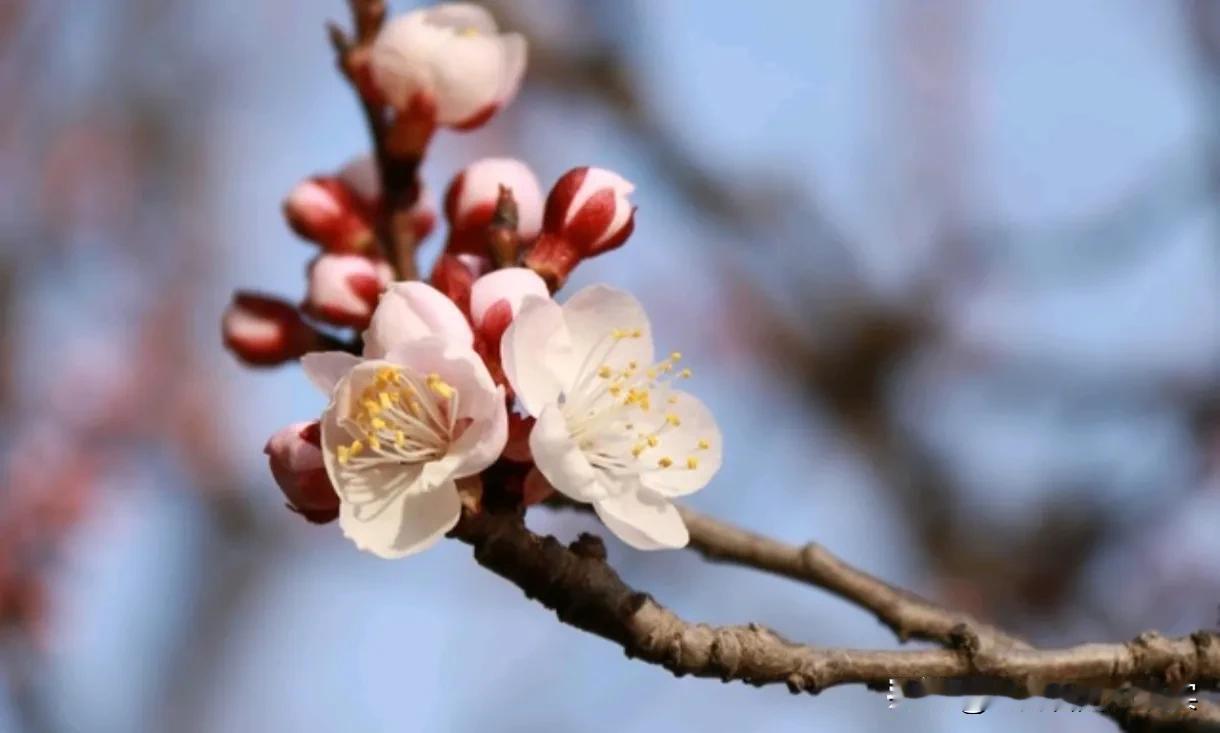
[364,281,474,358]
[424,3,498,34]
[593,489,689,550]
[469,267,548,328]
[560,285,654,375]
[300,351,361,395]
[637,389,722,497]
[339,480,461,559]
[501,295,574,415]
[383,337,508,478]
[529,403,604,501]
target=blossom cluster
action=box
[223,2,721,558]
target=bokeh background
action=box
[2,1,1219,731]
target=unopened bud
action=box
[303,254,394,329]
[369,5,526,131]
[429,253,479,315]
[265,421,339,524]
[525,167,636,289]
[444,158,543,256]
[283,176,376,254]
[223,292,319,367]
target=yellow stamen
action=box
[686,456,699,470]
[697,439,710,450]
[646,435,659,448]
[679,368,692,379]
[426,373,454,400]
[658,456,673,469]
[395,431,406,447]
[666,414,681,427]
[597,366,612,379]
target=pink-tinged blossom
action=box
[502,285,721,550]
[369,4,526,130]
[265,421,340,523]
[525,167,636,287]
[303,254,394,329]
[301,282,507,559]
[444,158,543,255]
[222,292,319,367]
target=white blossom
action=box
[302,282,507,558]
[501,286,721,549]
[370,3,526,129]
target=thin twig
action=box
[453,510,1220,730]
[329,0,422,280]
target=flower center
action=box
[335,366,460,473]
[560,328,709,478]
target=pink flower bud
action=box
[303,254,394,329]
[525,167,636,288]
[370,4,526,131]
[443,158,543,255]
[264,422,339,524]
[222,292,318,367]
[429,253,479,316]
[283,176,376,254]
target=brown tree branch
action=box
[501,501,1220,730]
[675,504,1028,651]
[328,0,422,280]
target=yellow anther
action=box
[409,400,424,417]
[379,392,393,409]
[686,456,699,470]
[628,360,638,369]
[370,417,387,431]
[363,399,381,415]
[670,351,682,361]
[631,328,642,338]
[697,439,711,450]
[597,366,612,379]
[349,440,364,456]
[646,435,659,448]
[376,367,398,384]
[658,456,673,468]
[667,396,678,405]
[337,445,350,465]
[368,435,381,451]
[609,386,622,397]
[395,431,406,447]
[679,368,693,379]
[646,368,657,379]
[612,328,627,340]
[666,414,681,426]
[426,373,454,400]
[632,443,645,458]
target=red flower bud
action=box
[223,292,319,367]
[525,167,636,288]
[429,253,483,316]
[302,254,394,329]
[443,158,543,256]
[283,176,377,254]
[265,421,339,524]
